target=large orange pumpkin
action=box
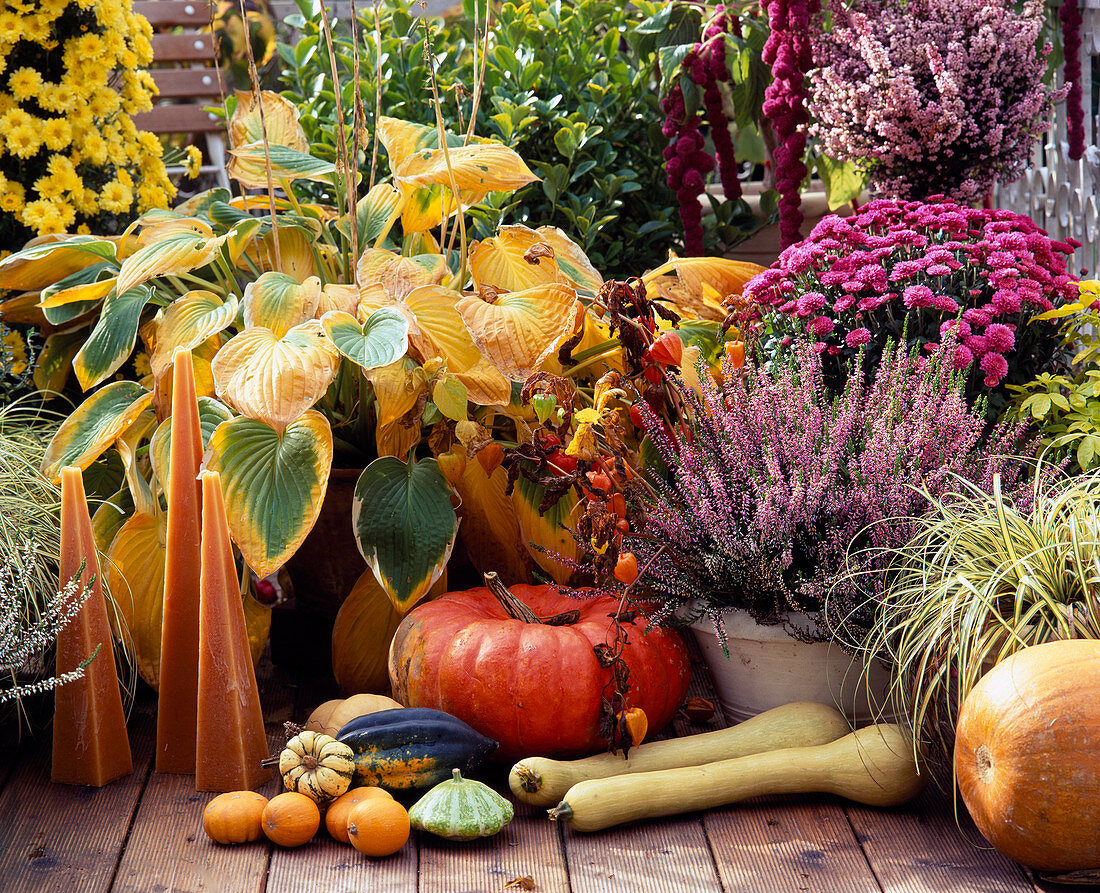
[387,575,691,760]
[955,638,1100,871]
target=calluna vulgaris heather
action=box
[635,341,1037,646]
[744,198,1079,400]
[809,0,1059,202]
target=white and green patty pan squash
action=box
[409,769,514,840]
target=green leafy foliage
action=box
[277,0,677,274]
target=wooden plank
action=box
[846,787,1036,893]
[150,32,217,62]
[149,67,225,99]
[417,801,570,893]
[706,797,880,893]
[0,697,155,893]
[112,656,295,893]
[132,104,224,135]
[133,1,215,27]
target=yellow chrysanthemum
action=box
[185,146,203,179]
[7,125,40,159]
[88,88,120,118]
[41,83,77,113]
[1,108,33,130]
[2,331,28,376]
[0,193,23,214]
[99,180,133,214]
[7,66,41,101]
[76,224,91,235]
[0,12,25,44]
[132,351,152,378]
[41,117,72,151]
[83,133,109,166]
[137,183,171,210]
[21,199,64,234]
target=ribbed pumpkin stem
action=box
[484,572,542,623]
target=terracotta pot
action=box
[689,607,893,725]
[271,468,366,671]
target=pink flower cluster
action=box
[1061,0,1085,161]
[761,0,819,249]
[743,197,1080,391]
[808,0,1061,203]
[661,7,742,256]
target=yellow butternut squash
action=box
[548,723,926,832]
[510,701,850,807]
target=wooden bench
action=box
[132,0,230,189]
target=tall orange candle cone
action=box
[156,348,204,774]
[52,466,132,786]
[195,470,271,791]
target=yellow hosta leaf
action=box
[107,512,167,689]
[0,291,47,326]
[469,225,601,294]
[244,225,323,281]
[116,224,225,295]
[0,234,117,291]
[317,283,358,317]
[397,183,485,234]
[229,89,308,152]
[511,475,581,585]
[37,275,117,311]
[377,117,445,170]
[456,283,577,380]
[454,459,533,585]
[402,229,441,257]
[376,417,422,460]
[356,247,401,288]
[642,256,766,321]
[134,214,212,246]
[211,320,340,431]
[394,143,538,194]
[367,356,426,429]
[148,290,239,379]
[243,272,321,337]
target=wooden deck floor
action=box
[0,647,1066,893]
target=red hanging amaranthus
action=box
[1060,0,1085,161]
[661,6,742,256]
[761,0,818,249]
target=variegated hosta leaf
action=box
[116,223,225,295]
[38,265,117,310]
[397,183,487,235]
[173,187,232,218]
[469,224,602,294]
[33,330,84,393]
[394,143,538,195]
[243,272,321,337]
[642,256,767,321]
[72,286,156,390]
[356,247,402,289]
[401,229,441,258]
[40,381,153,482]
[357,250,450,300]
[316,283,358,317]
[229,90,308,153]
[107,511,168,689]
[352,455,458,612]
[455,459,533,585]
[340,181,403,244]
[205,410,333,578]
[228,143,336,189]
[0,234,119,291]
[148,396,234,486]
[91,485,134,554]
[321,308,409,371]
[456,283,577,380]
[367,357,426,429]
[224,217,264,263]
[511,474,581,585]
[376,116,470,170]
[244,225,323,281]
[402,285,511,405]
[211,320,340,431]
[148,290,239,379]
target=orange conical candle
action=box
[52,466,133,786]
[156,348,204,774]
[195,470,271,792]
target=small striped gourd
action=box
[409,769,514,840]
[279,731,355,803]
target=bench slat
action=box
[132,0,215,28]
[133,103,225,134]
[150,32,217,63]
[149,67,226,99]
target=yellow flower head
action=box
[185,146,203,179]
[7,125,40,159]
[7,66,42,101]
[99,180,134,215]
[21,199,65,235]
[2,330,28,376]
[88,88,120,119]
[41,117,73,152]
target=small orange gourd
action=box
[261,791,320,847]
[324,787,393,844]
[202,791,268,845]
[347,796,410,857]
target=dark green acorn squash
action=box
[335,707,497,793]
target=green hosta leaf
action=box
[352,455,458,612]
[432,375,468,422]
[41,381,154,483]
[336,181,403,244]
[227,143,336,186]
[149,397,234,486]
[72,286,156,390]
[321,308,409,371]
[205,410,333,578]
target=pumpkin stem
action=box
[484,572,542,624]
[513,763,542,794]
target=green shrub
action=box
[277,0,679,274]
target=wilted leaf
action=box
[243,272,321,337]
[642,256,766,321]
[469,225,601,294]
[116,223,226,295]
[205,410,333,578]
[456,283,576,379]
[212,320,340,431]
[454,459,533,585]
[352,455,458,612]
[148,290,239,379]
[0,235,119,291]
[229,89,308,152]
[41,381,154,482]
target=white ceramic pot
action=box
[689,607,893,725]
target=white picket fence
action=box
[995,0,1100,278]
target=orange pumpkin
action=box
[388,575,691,760]
[955,639,1100,871]
[202,791,268,845]
[261,792,320,848]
